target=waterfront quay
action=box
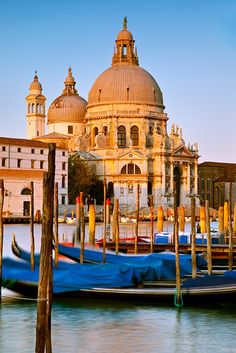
[2,215,31,224]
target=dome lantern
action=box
[63,67,77,94]
[88,21,164,111]
[112,17,139,66]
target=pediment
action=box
[172,145,193,157]
[117,150,144,161]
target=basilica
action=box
[26,19,199,211]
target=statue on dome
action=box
[123,16,127,29]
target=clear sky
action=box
[0,0,235,163]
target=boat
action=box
[154,231,222,245]
[11,236,205,280]
[5,237,236,305]
[79,273,236,305]
[65,217,76,225]
[2,256,236,305]
[1,257,137,297]
[58,216,66,223]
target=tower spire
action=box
[26,72,46,139]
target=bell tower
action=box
[26,72,46,139]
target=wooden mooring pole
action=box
[102,178,107,263]
[191,197,197,279]
[0,179,4,300]
[30,181,35,271]
[115,199,120,255]
[80,192,85,264]
[75,196,81,244]
[233,203,236,245]
[173,184,182,307]
[134,183,140,254]
[205,200,212,275]
[54,182,59,268]
[228,183,233,270]
[88,199,96,246]
[224,200,229,243]
[35,143,55,353]
[150,195,154,253]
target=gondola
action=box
[11,235,207,278]
[3,256,236,305]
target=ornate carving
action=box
[77,134,90,151]
[95,133,107,148]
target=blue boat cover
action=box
[2,258,135,293]
[57,244,206,276]
[2,250,204,294]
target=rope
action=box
[174,288,184,308]
[0,294,39,302]
[0,294,48,302]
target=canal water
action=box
[1,223,236,353]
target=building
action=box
[26,19,199,211]
[0,137,68,216]
[198,162,236,209]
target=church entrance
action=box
[173,166,181,207]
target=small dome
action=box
[48,67,87,124]
[64,67,75,85]
[48,94,87,124]
[117,29,133,41]
[29,72,42,91]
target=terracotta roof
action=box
[34,132,69,139]
[48,93,87,124]
[198,162,236,168]
[0,169,44,179]
[0,136,49,147]
[88,64,164,109]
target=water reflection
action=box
[1,294,236,353]
[2,222,236,353]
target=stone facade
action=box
[198,162,236,209]
[0,137,68,216]
[26,19,199,211]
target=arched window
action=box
[122,45,127,56]
[130,125,139,146]
[31,103,34,113]
[36,103,39,113]
[118,125,126,148]
[94,127,98,136]
[121,163,141,175]
[21,188,31,195]
[103,126,108,136]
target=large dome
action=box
[87,19,164,111]
[88,63,164,108]
[48,68,87,124]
